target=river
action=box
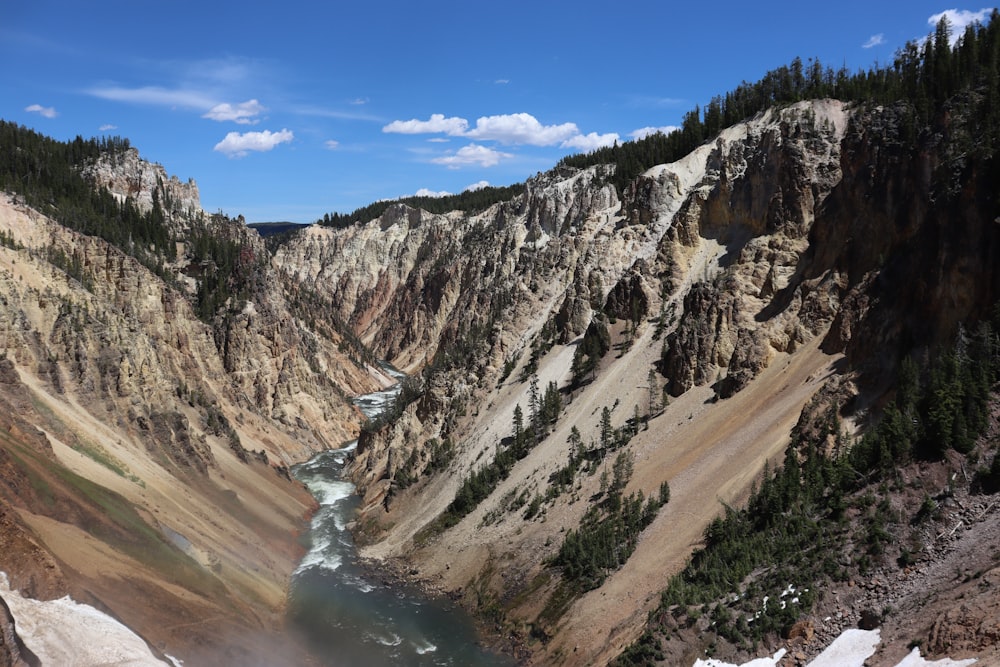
[287,377,515,666]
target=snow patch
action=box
[894,647,977,666]
[695,628,977,667]
[693,648,787,667]
[806,628,881,667]
[0,571,168,666]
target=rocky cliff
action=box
[273,97,1000,666]
[82,147,201,223]
[277,100,851,517]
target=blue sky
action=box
[2,2,994,223]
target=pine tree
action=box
[599,406,613,453]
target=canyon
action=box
[1,92,999,667]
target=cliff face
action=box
[274,164,623,370]
[0,150,383,663]
[279,101,852,515]
[274,98,1000,665]
[82,147,201,223]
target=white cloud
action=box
[349,97,369,105]
[202,99,265,124]
[431,144,513,169]
[466,113,579,146]
[213,129,293,158]
[383,114,469,135]
[386,111,590,147]
[25,104,57,118]
[427,137,450,143]
[98,124,118,131]
[495,79,510,84]
[465,180,490,191]
[414,188,453,197]
[324,139,340,150]
[862,33,885,49]
[929,8,993,45]
[629,125,680,140]
[561,132,620,152]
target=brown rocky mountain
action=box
[1,93,999,667]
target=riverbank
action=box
[288,433,516,666]
[356,551,531,664]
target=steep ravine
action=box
[272,100,855,664]
[276,97,1000,666]
[0,158,385,664]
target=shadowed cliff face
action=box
[816,105,1000,378]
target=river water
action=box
[287,379,514,666]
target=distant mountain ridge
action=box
[247,221,311,237]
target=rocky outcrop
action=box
[81,147,201,223]
[660,101,848,395]
[0,596,38,667]
[926,564,1000,657]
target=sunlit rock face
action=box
[82,147,201,220]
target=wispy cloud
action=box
[24,104,57,118]
[324,139,340,150]
[98,124,118,131]
[929,8,993,45]
[495,79,510,85]
[629,125,680,140]
[862,33,885,49]
[431,144,513,169]
[213,129,293,158]
[626,95,686,109]
[183,57,257,86]
[294,105,383,122]
[349,97,369,106]
[202,99,266,124]
[83,56,278,122]
[87,85,217,110]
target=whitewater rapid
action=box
[287,372,512,667]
